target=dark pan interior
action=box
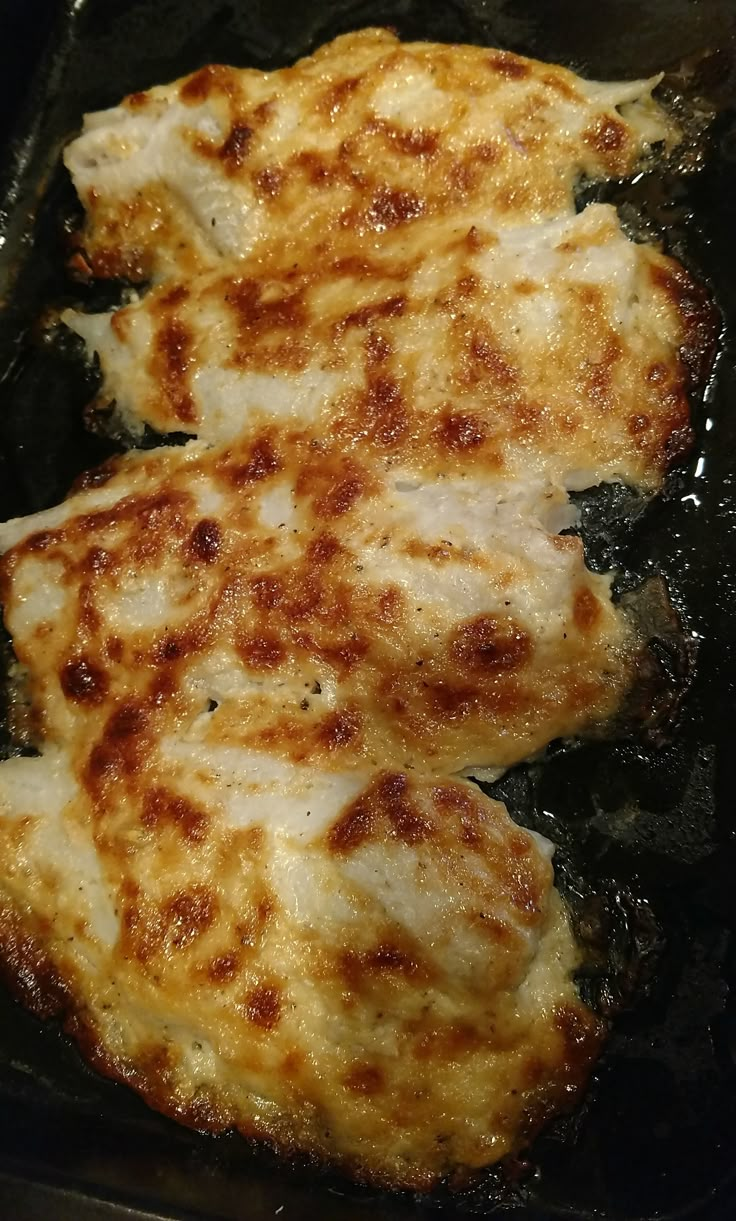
[1,1,736,1218]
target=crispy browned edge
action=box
[654,259,720,473]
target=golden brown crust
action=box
[65,30,679,283]
[66,204,715,493]
[0,26,709,1192]
[0,431,636,776]
[0,834,604,1190]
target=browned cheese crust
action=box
[0,27,718,1191]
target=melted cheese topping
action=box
[0,437,607,1187]
[0,437,632,775]
[65,28,676,281]
[0,27,714,1191]
[67,203,700,492]
[0,745,599,1187]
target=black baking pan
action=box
[1,1,735,1218]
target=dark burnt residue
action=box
[219,123,253,172]
[613,575,695,746]
[243,982,282,1030]
[60,655,109,704]
[570,881,667,1019]
[188,518,222,564]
